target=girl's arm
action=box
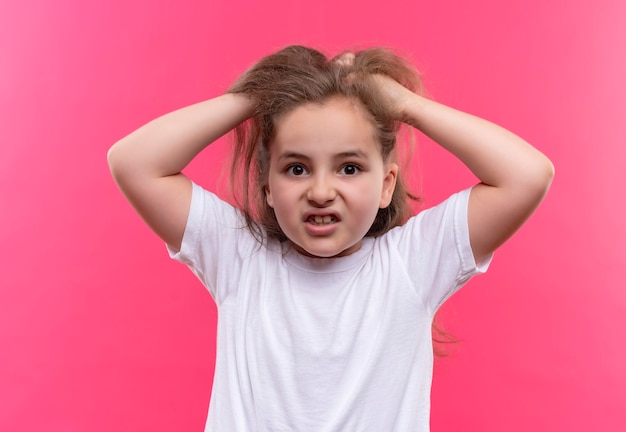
[377,76,554,264]
[107,93,254,251]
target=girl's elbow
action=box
[539,155,555,190]
[107,142,123,177]
[513,154,554,199]
[107,140,134,182]
[527,155,555,199]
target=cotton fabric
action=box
[169,182,489,432]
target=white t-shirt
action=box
[169,182,490,432]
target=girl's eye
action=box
[339,164,361,176]
[286,164,308,176]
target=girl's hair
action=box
[227,45,422,243]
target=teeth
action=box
[309,215,337,225]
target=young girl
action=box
[108,45,553,431]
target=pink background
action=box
[2,0,625,430]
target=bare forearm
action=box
[403,93,554,190]
[108,93,253,179]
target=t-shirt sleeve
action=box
[386,187,492,314]
[166,182,253,304]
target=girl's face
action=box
[265,97,398,258]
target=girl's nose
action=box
[307,174,337,205]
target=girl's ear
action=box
[265,185,274,208]
[379,162,398,208]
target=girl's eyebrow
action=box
[278,151,309,161]
[278,150,369,161]
[335,150,369,159]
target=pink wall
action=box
[1,0,625,430]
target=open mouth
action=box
[308,215,338,225]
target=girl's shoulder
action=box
[393,188,472,235]
[177,182,267,254]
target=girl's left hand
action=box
[335,52,415,122]
[370,73,415,122]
